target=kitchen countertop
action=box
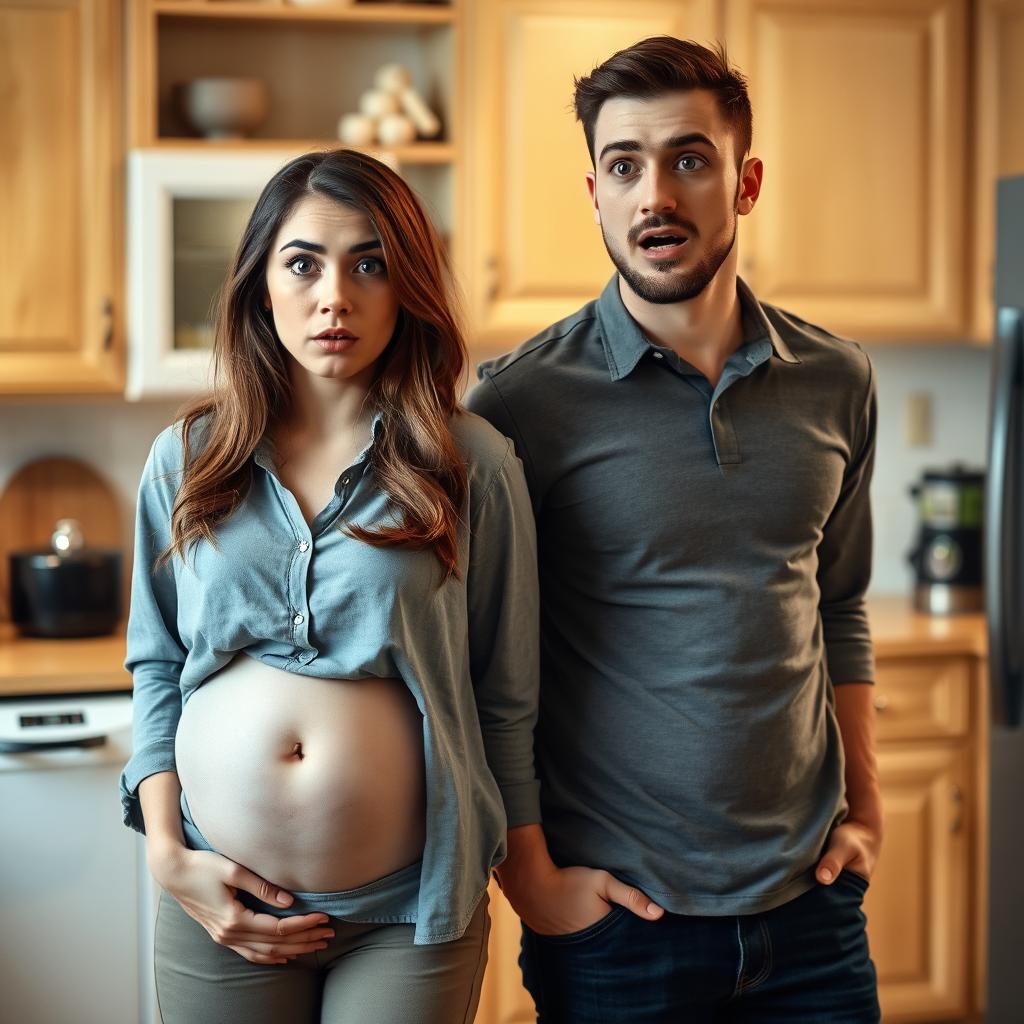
[0,622,129,697]
[0,597,988,698]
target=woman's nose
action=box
[319,273,353,316]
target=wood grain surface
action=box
[0,457,122,623]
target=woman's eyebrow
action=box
[277,238,383,255]
[278,238,326,253]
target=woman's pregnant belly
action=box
[174,654,426,893]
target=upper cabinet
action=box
[463,0,718,349]
[727,0,967,341]
[463,0,1024,349]
[0,0,123,395]
[972,0,1024,341]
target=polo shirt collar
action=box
[596,273,800,382]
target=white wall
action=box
[868,345,990,593]
[0,398,181,560]
[0,342,992,597]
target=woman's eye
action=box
[611,160,634,177]
[678,155,704,171]
[285,256,317,276]
[355,256,385,275]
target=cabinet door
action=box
[726,0,967,339]
[476,880,534,1024]
[464,0,717,348]
[865,744,971,1022]
[0,0,122,394]
[972,0,1024,341]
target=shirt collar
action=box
[595,274,799,382]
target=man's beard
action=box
[602,216,737,305]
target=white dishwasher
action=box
[0,692,159,1024]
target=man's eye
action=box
[678,155,704,171]
[285,256,317,275]
[355,257,385,275]
[611,160,634,177]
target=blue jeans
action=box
[519,869,880,1023]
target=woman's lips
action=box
[313,337,358,353]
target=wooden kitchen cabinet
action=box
[971,0,1024,342]
[477,880,535,1024]
[463,0,987,347]
[0,0,124,394]
[866,653,986,1023]
[462,0,718,348]
[726,0,968,340]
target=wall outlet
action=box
[904,391,933,447]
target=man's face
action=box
[586,89,761,304]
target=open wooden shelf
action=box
[152,2,454,26]
[144,138,455,163]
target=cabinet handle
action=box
[100,297,114,351]
[950,785,963,834]
[873,694,889,712]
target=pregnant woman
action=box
[119,149,540,1024]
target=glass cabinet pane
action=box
[172,197,252,351]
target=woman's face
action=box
[264,193,400,384]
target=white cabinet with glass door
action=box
[126,150,301,399]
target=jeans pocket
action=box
[530,904,628,945]
[838,868,870,894]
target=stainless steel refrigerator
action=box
[984,174,1024,1022]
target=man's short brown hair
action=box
[573,37,753,168]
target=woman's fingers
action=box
[226,944,291,966]
[221,860,295,909]
[241,937,331,957]
[239,907,332,937]
[224,924,335,945]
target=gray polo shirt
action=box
[465,274,876,916]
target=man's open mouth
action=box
[639,233,688,251]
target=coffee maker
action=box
[908,465,984,614]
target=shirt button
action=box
[293,613,304,625]
[652,352,664,360]
[341,475,349,486]
[298,540,309,552]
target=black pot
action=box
[9,548,122,638]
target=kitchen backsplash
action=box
[0,344,991,597]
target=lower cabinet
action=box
[866,655,984,1024]
[477,881,534,1024]
[475,653,986,1024]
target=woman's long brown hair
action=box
[163,149,468,580]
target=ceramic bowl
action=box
[180,78,270,140]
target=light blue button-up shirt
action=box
[120,410,541,944]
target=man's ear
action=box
[586,171,601,226]
[737,156,763,217]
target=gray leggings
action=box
[154,889,490,1024]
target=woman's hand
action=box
[148,840,335,964]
